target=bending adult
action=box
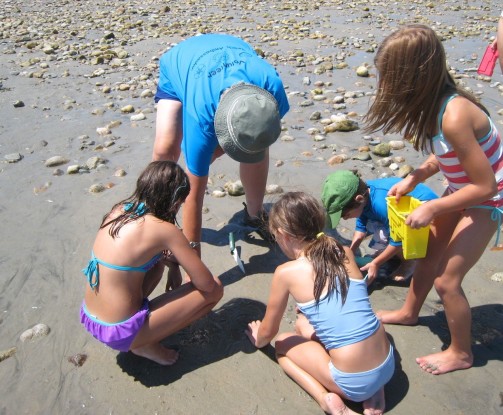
[153,34,290,254]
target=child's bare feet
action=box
[416,349,473,375]
[389,260,416,282]
[363,387,385,415]
[323,393,359,415]
[376,309,418,326]
[131,343,179,366]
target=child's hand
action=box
[162,250,180,265]
[361,262,379,285]
[245,320,262,347]
[387,177,416,202]
[166,263,183,291]
[405,203,434,228]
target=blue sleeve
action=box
[266,75,289,118]
[389,238,402,247]
[408,183,438,201]
[355,216,368,233]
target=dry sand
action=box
[1,1,502,414]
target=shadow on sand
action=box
[201,205,289,286]
[415,303,503,368]
[116,297,266,387]
[380,334,408,412]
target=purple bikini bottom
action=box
[80,299,150,352]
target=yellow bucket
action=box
[386,196,430,259]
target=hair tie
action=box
[316,232,325,239]
[124,202,148,216]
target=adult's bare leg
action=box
[240,150,269,217]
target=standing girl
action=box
[365,24,503,375]
[80,161,223,365]
[246,192,394,415]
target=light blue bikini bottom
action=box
[328,345,395,402]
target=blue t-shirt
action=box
[356,178,438,246]
[155,34,290,176]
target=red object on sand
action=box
[477,45,499,76]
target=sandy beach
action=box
[1,1,502,414]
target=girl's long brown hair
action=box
[364,24,487,152]
[101,161,190,238]
[269,191,350,304]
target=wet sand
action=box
[0,1,502,414]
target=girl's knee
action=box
[434,277,462,299]
[434,279,452,298]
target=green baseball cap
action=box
[321,170,360,228]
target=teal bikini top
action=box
[83,251,163,289]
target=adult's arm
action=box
[163,222,216,292]
[152,99,183,161]
[181,170,209,257]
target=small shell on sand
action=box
[327,154,349,165]
[45,156,69,167]
[224,180,244,196]
[372,143,391,157]
[212,189,226,198]
[68,353,87,367]
[266,184,283,195]
[20,323,50,342]
[89,184,106,193]
[5,153,23,163]
[490,272,503,282]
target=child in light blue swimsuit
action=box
[246,192,394,415]
[80,161,223,365]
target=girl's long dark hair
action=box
[101,161,190,238]
[269,191,350,304]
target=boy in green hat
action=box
[321,170,438,284]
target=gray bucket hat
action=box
[214,83,281,163]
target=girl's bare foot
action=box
[131,343,179,366]
[416,349,472,375]
[323,393,359,415]
[363,387,385,415]
[376,309,418,326]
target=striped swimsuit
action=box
[432,94,503,245]
[433,94,503,206]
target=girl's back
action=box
[84,210,170,322]
[281,247,390,373]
